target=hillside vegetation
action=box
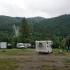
[0,14,70,48]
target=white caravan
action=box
[16,43,25,49]
[23,43,31,48]
[0,42,7,49]
[36,40,53,53]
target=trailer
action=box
[16,43,26,49]
[23,43,31,48]
[36,40,53,53]
[0,42,7,49]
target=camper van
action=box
[36,40,53,53]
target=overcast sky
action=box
[0,0,70,18]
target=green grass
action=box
[53,48,60,53]
[55,52,66,56]
[0,57,32,70]
[0,49,33,56]
[53,48,70,56]
[65,59,70,63]
[0,48,69,56]
[63,58,70,66]
[0,58,18,70]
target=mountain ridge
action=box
[0,14,70,37]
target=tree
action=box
[52,34,60,48]
[66,36,70,47]
[40,24,46,40]
[19,17,30,43]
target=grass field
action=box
[0,48,69,55]
[0,48,33,55]
[0,48,70,70]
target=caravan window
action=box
[39,43,42,46]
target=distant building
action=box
[13,25,19,37]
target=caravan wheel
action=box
[39,52,42,54]
[48,51,50,54]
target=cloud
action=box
[0,0,70,18]
[24,0,70,18]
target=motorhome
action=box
[36,40,53,53]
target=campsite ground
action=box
[0,49,70,70]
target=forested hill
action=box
[0,16,45,24]
[0,16,18,24]
[0,14,70,39]
[0,15,45,39]
[26,16,46,23]
[40,14,70,37]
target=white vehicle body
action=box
[36,40,53,53]
[16,43,25,49]
[23,43,31,48]
[0,42,7,49]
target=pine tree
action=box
[19,17,30,42]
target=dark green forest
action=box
[0,14,70,48]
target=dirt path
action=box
[16,50,70,70]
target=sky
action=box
[0,0,70,18]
